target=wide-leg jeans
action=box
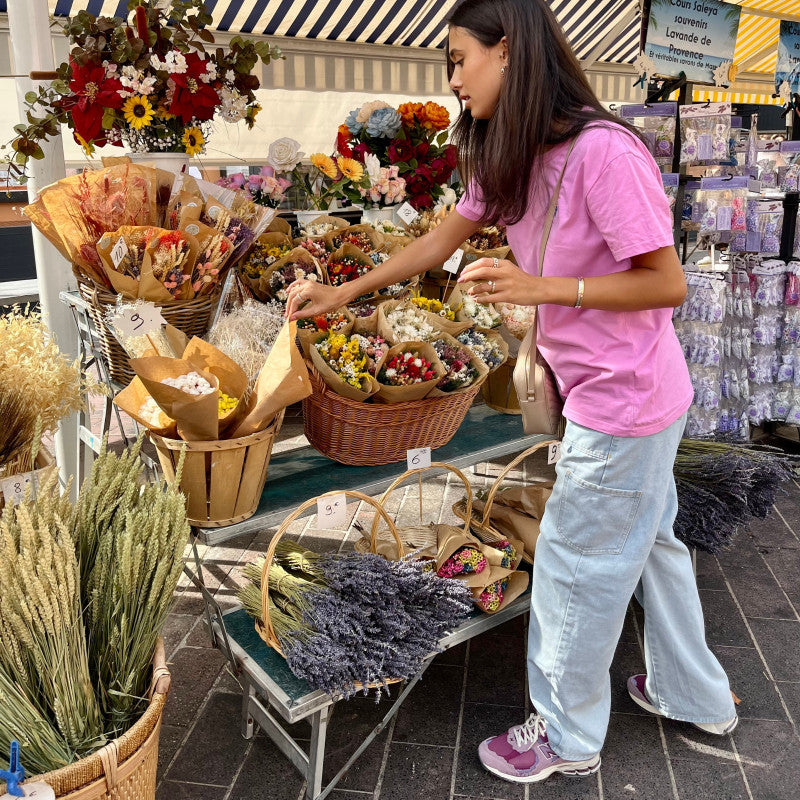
[527,414,736,760]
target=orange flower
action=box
[336,157,364,182]
[310,153,338,180]
[398,101,424,126]
[421,101,450,131]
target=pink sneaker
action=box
[477,714,601,783]
[627,674,738,734]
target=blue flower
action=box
[366,107,402,138]
[345,109,363,135]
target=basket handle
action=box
[370,462,474,539]
[260,490,404,649]
[480,440,557,527]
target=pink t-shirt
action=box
[456,122,692,436]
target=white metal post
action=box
[7,0,78,494]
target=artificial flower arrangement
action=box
[4,0,282,177]
[337,99,458,210]
[359,154,407,209]
[216,168,292,209]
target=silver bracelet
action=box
[574,277,585,308]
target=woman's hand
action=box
[458,257,538,305]
[285,279,344,321]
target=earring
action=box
[500,66,506,75]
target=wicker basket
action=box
[0,639,171,800]
[76,274,221,386]
[302,364,482,466]
[149,412,283,528]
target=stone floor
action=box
[145,412,800,800]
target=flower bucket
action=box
[148,412,283,527]
[360,206,397,226]
[0,639,171,800]
[126,151,191,174]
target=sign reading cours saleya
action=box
[776,20,800,95]
[644,0,742,85]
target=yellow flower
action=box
[337,157,363,182]
[74,133,95,156]
[122,95,155,130]
[157,106,175,120]
[182,126,205,156]
[310,153,338,180]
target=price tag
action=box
[407,447,431,471]
[396,202,420,226]
[112,303,167,339]
[1,783,57,799]
[547,442,562,465]
[110,237,129,268]
[0,470,36,506]
[442,250,463,274]
[317,492,348,529]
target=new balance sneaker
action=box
[627,674,738,734]
[477,714,601,783]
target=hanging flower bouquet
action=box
[337,99,458,210]
[4,0,283,177]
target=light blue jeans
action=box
[527,414,735,760]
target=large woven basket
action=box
[149,412,283,528]
[0,639,171,800]
[76,274,220,386]
[302,364,482,466]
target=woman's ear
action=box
[500,35,509,66]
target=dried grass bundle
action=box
[0,381,38,474]
[206,299,285,394]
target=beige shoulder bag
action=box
[512,138,578,437]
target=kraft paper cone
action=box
[322,223,384,254]
[297,214,349,235]
[258,246,325,304]
[130,357,220,441]
[114,377,178,438]
[296,307,355,358]
[378,299,468,345]
[267,215,292,235]
[472,569,529,614]
[481,330,510,373]
[427,332,490,397]
[309,338,380,402]
[350,297,391,335]
[435,526,490,588]
[449,282,503,331]
[461,245,512,266]
[231,320,312,437]
[374,340,446,403]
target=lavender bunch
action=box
[238,540,472,698]
[673,439,799,554]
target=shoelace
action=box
[510,714,547,750]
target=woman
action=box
[286,0,736,785]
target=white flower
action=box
[150,54,165,71]
[434,186,457,212]
[200,60,217,83]
[364,153,381,184]
[267,137,304,172]
[219,86,247,122]
[165,51,188,74]
[119,66,157,97]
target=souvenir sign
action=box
[776,20,800,96]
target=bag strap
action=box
[538,137,579,279]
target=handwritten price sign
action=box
[442,250,463,274]
[317,492,348,529]
[111,303,167,339]
[547,442,562,465]
[0,470,36,506]
[407,447,432,471]
[396,202,420,227]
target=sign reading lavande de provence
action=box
[776,20,800,95]
[644,0,742,85]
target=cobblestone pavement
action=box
[135,410,800,800]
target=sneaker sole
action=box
[628,682,738,735]
[481,755,601,784]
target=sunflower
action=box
[181,126,205,156]
[337,157,364,182]
[122,95,155,130]
[310,153,338,180]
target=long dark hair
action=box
[446,0,638,225]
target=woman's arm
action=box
[286,210,483,320]
[459,245,686,311]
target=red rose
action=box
[352,142,372,161]
[410,193,433,210]
[413,141,430,161]
[444,144,458,168]
[387,139,415,164]
[406,165,435,196]
[430,157,453,182]
[169,52,220,123]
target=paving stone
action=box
[661,717,739,761]
[746,618,800,681]
[465,634,526,707]
[185,616,216,648]
[599,712,674,800]
[157,723,187,781]
[711,645,786,721]
[694,550,727,591]
[734,719,800,800]
[227,732,305,800]
[156,780,227,799]
[164,646,227,728]
[775,681,800,723]
[170,586,209,616]
[393,664,464,744]
[747,513,800,551]
[379,742,454,800]
[164,691,250,785]
[698,589,751,648]
[161,612,197,660]
[455,704,524,799]
[669,759,748,800]
[436,641,468,666]
[609,642,646,715]
[760,547,800,611]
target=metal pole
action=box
[7,0,79,494]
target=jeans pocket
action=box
[556,469,642,555]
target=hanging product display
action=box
[679,102,732,167]
[619,102,677,171]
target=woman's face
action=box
[448,26,507,120]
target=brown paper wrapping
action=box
[374,340,446,403]
[267,215,292,235]
[322,223,384,254]
[461,245,513,266]
[481,330,510,373]
[381,232,414,250]
[258,246,326,303]
[113,377,178,438]
[325,243,376,293]
[176,191,203,229]
[296,307,355,358]
[435,527,491,588]
[449,282,503,331]
[297,214,350,235]
[472,569,530,614]
[146,228,199,302]
[427,331,490,397]
[309,338,380,402]
[349,297,391,335]
[238,231,293,298]
[231,320,312,437]
[23,200,71,264]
